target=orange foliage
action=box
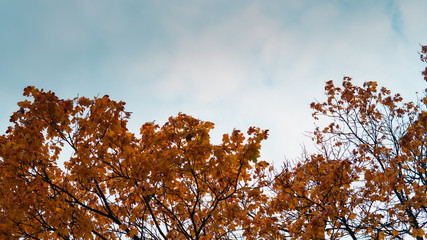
[0,87,270,239]
[271,45,427,239]
[2,45,427,240]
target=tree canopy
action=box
[1,45,426,239]
[0,88,270,239]
[269,45,427,239]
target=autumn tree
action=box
[0,87,271,239]
[271,45,427,239]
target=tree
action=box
[271,45,427,239]
[0,87,271,239]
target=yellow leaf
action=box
[128,228,138,237]
[412,228,425,237]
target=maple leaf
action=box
[269,45,427,240]
[0,90,271,239]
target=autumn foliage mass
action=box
[1,46,427,239]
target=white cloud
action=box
[117,0,426,165]
[396,0,427,43]
[2,0,426,166]
[148,3,281,102]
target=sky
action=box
[1,0,426,167]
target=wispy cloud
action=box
[1,0,426,165]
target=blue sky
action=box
[1,0,426,166]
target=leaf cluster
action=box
[2,45,427,240]
[0,87,271,240]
